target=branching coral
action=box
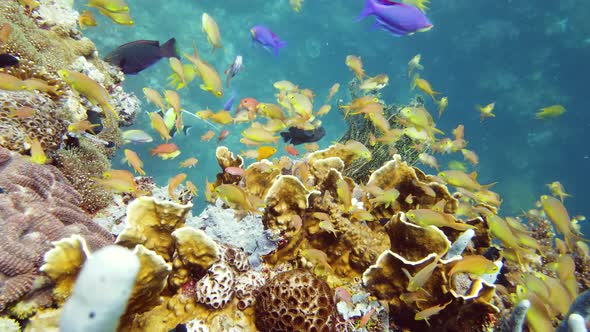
[0,147,112,314]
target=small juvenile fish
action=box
[225,167,245,176]
[477,102,496,122]
[201,130,215,142]
[28,138,47,165]
[0,54,19,68]
[408,54,423,77]
[284,144,299,156]
[224,55,243,88]
[217,129,230,143]
[326,83,340,102]
[179,157,198,168]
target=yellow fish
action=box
[547,181,571,202]
[411,74,439,100]
[536,104,565,120]
[256,146,277,161]
[0,73,25,91]
[476,102,496,122]
[290,0,304,12]
[58,70,119,120]
[149,112,171,141]
[202,13,223,53]
[438,170,496,192]
[22,78,58,95]
[214,184,260,214]
[242,127,279,144]
[97,7,134,25]
[28,138,47,165]
[87,0,129,12]
[184,43,223,97]
[407,54,423,77]
[208,110,232,125]
[437,96,448,118]
[540,195,585,250]
[448,255,498,277]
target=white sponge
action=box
[60,245,140,332]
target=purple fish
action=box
[357,0,433,37]
[250,25,286,56]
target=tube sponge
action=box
[59,245,140,332]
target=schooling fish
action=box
[105,38,179,74]
[250,25,287,56]
[357,0,433,37]
[224,55,243,88]
[280,126,325,145]
[0,53,18,68]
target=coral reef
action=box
[254,269,335,332]
[55,139,113,213]
[0,147,113,314]
[0,90,68,155]
[337,79,423,183]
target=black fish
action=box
[280,126,325,145]
[0,53,19,68]
[104,38,179,74]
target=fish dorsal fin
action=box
[469,171,478,180]
[121,40,160,48]
[432,199,446,213]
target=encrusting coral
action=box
[254,269,335,332]
[0,147,113,314]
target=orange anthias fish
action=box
[150,143,180,160]
[237,97,259,113]
[284,144,299,156]
[179,157,199,168]
[201,130,215,142]
[168,173,187,198]
[217,129,230,143]
[0,23,12,44]
[94,169,138,194]
[123,149,145,175]
[8,106,35,118]
[78,10,97,29]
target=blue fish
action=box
[250,25,287,56]
[357,0,433,37]
[223,93,236,111]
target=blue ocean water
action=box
[81,0,590,225]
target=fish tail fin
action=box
[356,0,375,21]
[160,38,179,59]
[280,131,291,143]
[273,41,286,56]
